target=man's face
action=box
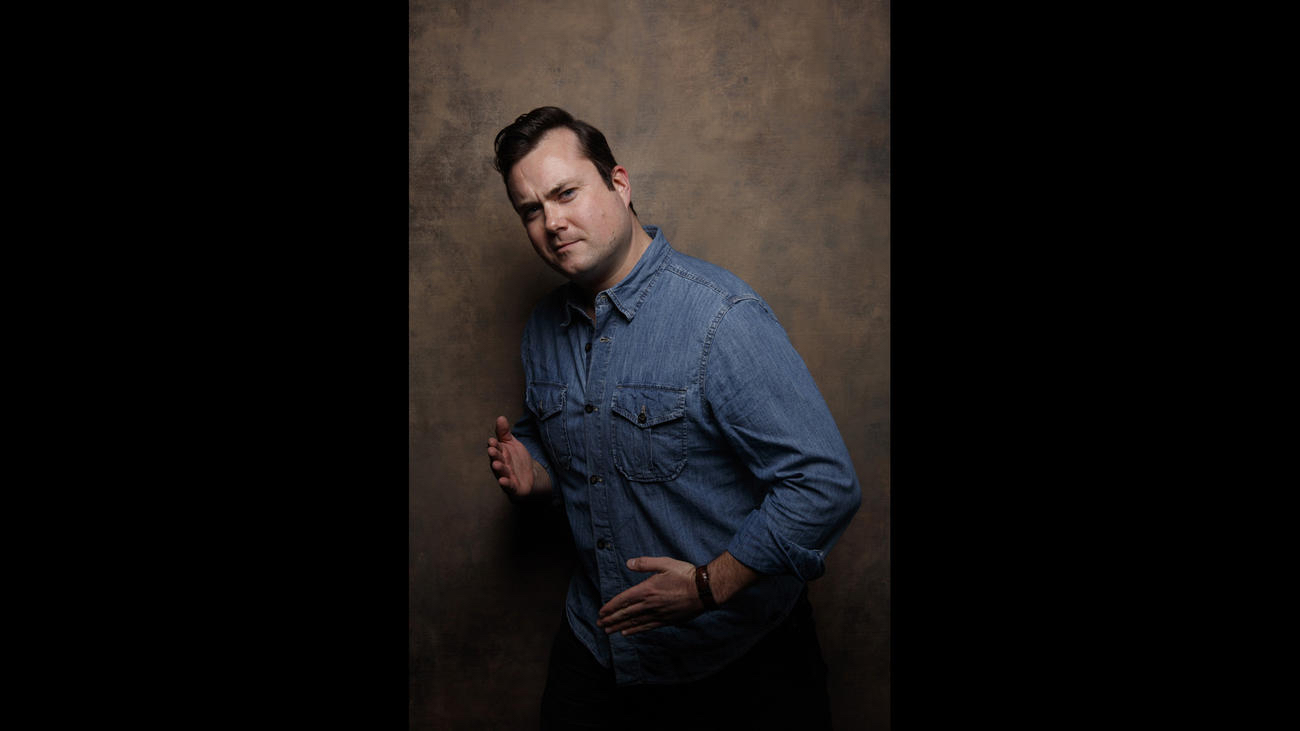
[506,128,637,293]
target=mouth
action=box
[553,239,580,253]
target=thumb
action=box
[626,556,674,573]
[495,416,513,442]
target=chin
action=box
[550,261,587,281]
[556,255,591,277]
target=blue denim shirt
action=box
[512,225,861,685]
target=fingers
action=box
[599,587,643,619]
[598,580,650,625]
[490,457,515,488]
[598,597,647,634]
[487,419,530,499]
[600,558,679,620]
[486,436,516,495]
[626,556,675,573]
[619,621,664,637]
[598,593,666,635]
[486,441,510,475]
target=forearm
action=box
[704,550,761,605]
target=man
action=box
[485,106,861,730]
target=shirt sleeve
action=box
[705,297,861,581]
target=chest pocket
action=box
[526,381,571,470]
[610,385,688,482]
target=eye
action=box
[559,188,577,201]
[521,205,541,220]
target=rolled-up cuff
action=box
[726,510,826,582]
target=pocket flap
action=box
[611,386,686,428]
[526,381,566,420]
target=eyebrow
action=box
[514,179,579,214]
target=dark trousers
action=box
[540,590,832,730]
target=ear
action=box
[610,165,632,207]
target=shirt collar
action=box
[560,225,672,326]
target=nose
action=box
[543,203,566,233]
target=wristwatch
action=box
[694,564,719,611]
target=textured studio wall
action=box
[409,1,889,727]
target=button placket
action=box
[585,312,628,636]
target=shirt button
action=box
[585,404,595,413]
[590,475,602,484]
[585,342,592,352]
[596,539,609,550]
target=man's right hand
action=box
[486,415,549,501]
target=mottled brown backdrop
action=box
[410,1,889,727]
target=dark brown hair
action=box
[493,106,636,216]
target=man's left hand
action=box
[597,556,704,636]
